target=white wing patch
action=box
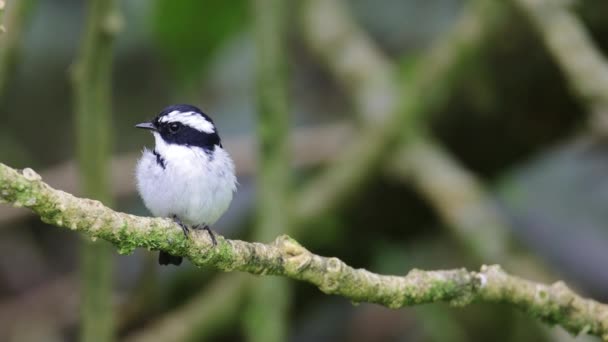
[159,110,215,134]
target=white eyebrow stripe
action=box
[159,111,215,133]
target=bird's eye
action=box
[168,123,181,134]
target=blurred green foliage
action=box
[150,0,248,85]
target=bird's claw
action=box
[171,215,190,237]
[195,225,217,246]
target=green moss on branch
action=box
[1,163,608,339]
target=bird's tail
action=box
[158,251,182,266]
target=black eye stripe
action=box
[153,105,221,150]
[158,122,221,150]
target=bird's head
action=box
[136,104,222,151]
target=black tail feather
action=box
[158,251,182,266]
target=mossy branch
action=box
[1,163,608,339]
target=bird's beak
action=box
[135,122,157,131]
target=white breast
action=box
[135,133,237,226]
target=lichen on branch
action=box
[1,162,608,340]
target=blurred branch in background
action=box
[0,274,77,340]
[295,0,493,229]
[71,0,121,340]
[303,0,552,278]
[304,0,508,268]
[0,0,5,31]
[0,0,36,101]
[1,164,607,339]
[245,0,291,341]
[291,71,407,226]
[513,0,608,135]
[125,274,249,342]
[303,1,573,339]
[392,138,543,274]
[300,0,396,122]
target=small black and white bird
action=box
[135,104,237,266]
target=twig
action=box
[513,0,608,135]
[0,163,607,339]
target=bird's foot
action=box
[172,215,190,237]
[194,225,217,246]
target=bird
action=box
[135,104,237,266]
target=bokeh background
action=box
[1,0,608,341]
